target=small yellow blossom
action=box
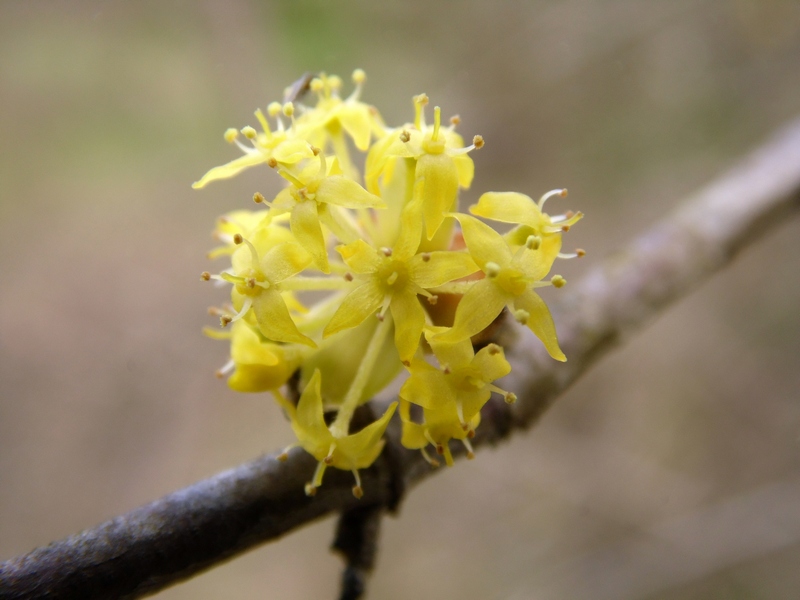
[435,214,566,361]
[399,399,478,467]
[288,370,397,497]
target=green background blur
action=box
[2,2,800,598]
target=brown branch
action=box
[2,117,800,599]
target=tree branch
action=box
[2,117,800,599]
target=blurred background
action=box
[1,1,800,598]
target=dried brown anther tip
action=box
[467,429,476,439]
[277,452,288,462]
[402,360,411,367]
[310,145,321,156]
[399,130,411,143]
[376,313,385,322]
[473,135,484,149]
[450,115,461,126]
[352,486,364,499]
[466,451,475,460]
[214,370,224,379]
[421,252,431,262]
[344,272,354,282]
[266,157,278,168]
[324,456,333,465]
[253,192,265,204]
[576,248,586,257]
[427,295,438,305]
[200,271,211,281]
[220,316,232,327]
[233,233,244,244]
[305,484,317,497]
[436,445,445,455]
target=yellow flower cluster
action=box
[196,71,583,498]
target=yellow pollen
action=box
[399,130,411,143]
[267,102,282,117]
[329,75,343,90]
[504,392,517,404]
[224,128,238,143]
[241,126,257,140]
[282,102,294,117]
[551,275,566,288]
[473,135,484,149]
[310,78,324,92]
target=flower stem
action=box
[329,316,393,438]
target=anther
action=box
[463,438,476,459]
[253,192,265,204]
[380,247,392,257]
[352,68,366,84]
[267,157,278,168]
[200,271,211,281]
[329,75,343,90]
[246,278,256,288]
[324,455,333,465]
[427,295,438,306]
[487,344,501,355]
[267,102,282,117]
[352,485,364,499]
[224,128,238,143]
[560,188,569,198]
[344,272,354,282]
[561,225,571,232]
[282,102,294,118]
[233,233,243,245]
[576,248,586,257]
[277,451,288,462]
[402,360,411,367]
[565,210,575,219]
[310,78,324,93]
[436,444,445,455]
[504,392,517,404]
[304,483,317,497]
[450,115,461,126]
[485,262,501,278]
[376,313,385,322]
[399,130,411,143]
[443,367,451,375]
[241,126,257,140]
[551,275,566,288]
[214,369,225,379]
[415,93,429,106]
[220,316,233,327]
[467,429,476,439]
[525,235,541,250]
[310,145,321,156]
[473,135,485,149]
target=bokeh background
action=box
[2,1,800,598]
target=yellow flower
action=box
[365,94,481,240]
[192,103,314,189]
[400,332,513,430]
[288,370,397,498]
[208,321,309,393]
[207,208,289,260]
[269,152,385,273]
[219,237,316,347]
[470,188,584,270]
[399,399,477,467]
[323,198,478,362]
[435,214,567,361]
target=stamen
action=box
[421,252,431,262]
[576,248,586,257]
[267,157,278,168]
[420,447,440,468]
[473,135,484,149]
[234,234,261,266]
[525,235,541,250]
[220,296,253,327]
[413,93,429,130]
[538,188,568,210]
[380,247,392,257]
[241,126,257,140]
[323,443,336,465]
[551,275,566,288]
[215,359,234,379]
[267,101,282,118]
[450,115,461,127]
[427,295,438,306]
[462,438,476,460]
[351,470,363,499]
[200,271,211,281]
[352,68,366,85]
[399,130,411,143]
[224,128,238,143]
[344,272,354,282]
[253,192,265,204]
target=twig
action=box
[2,117,800,600]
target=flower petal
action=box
[389,290,426,362]
[323,281,384,338]
[253,289,317,347]
[410,250,478,288]
[338,105,373,151]
[333,402,397,469]
[470,192,543,229]
[434,278,508,344]
[513,288,566,361]
[192,152,267,189]
[290,200,330,274]
[336,239,382,274]
[261,242,312,284]
[453,214,513,270]
[416,153,459,239]
[292,370,333,459]
[315,176,386,209]
[470,344,512,382]
[400,362,456,410]
[453,154,475,189]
